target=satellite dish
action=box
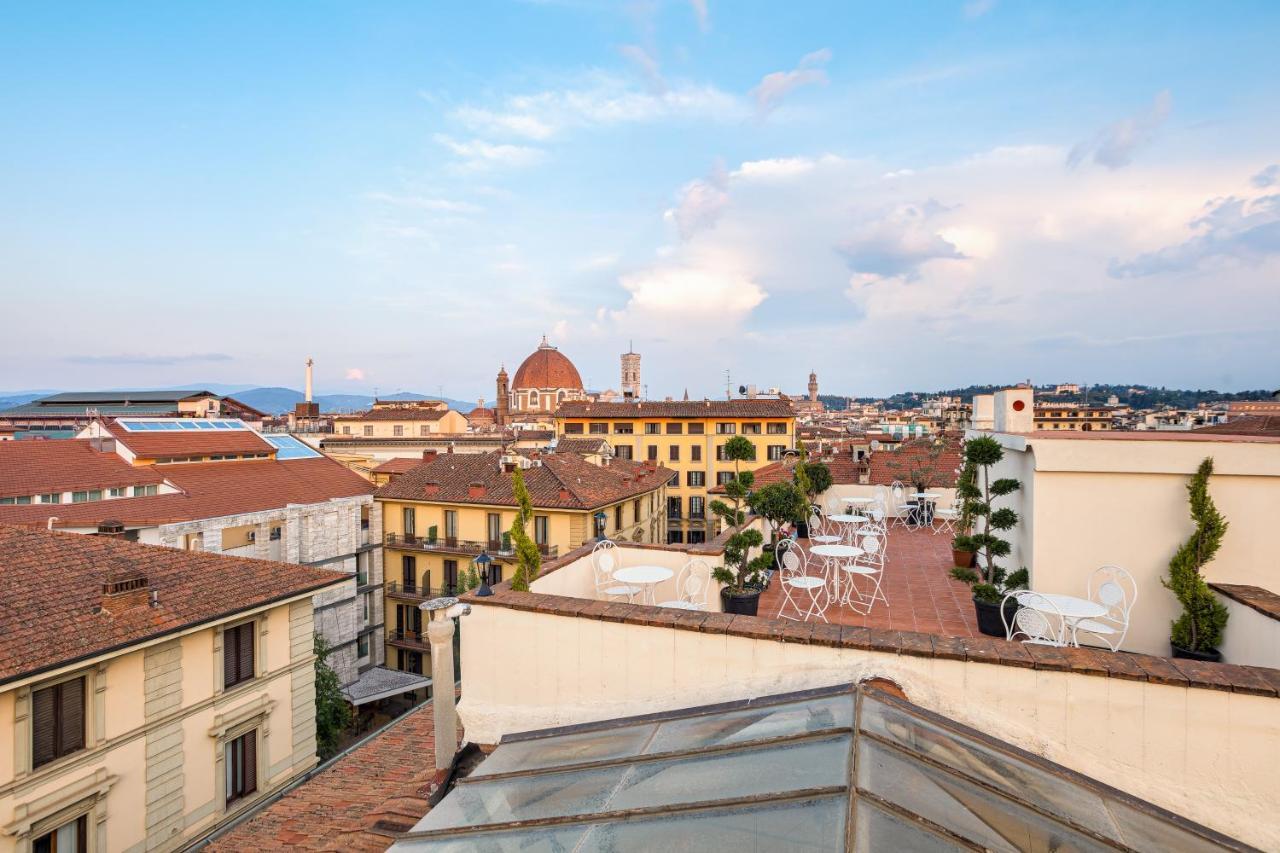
[738,385,747,395]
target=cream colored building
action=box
[333,401,468,440]
[0,526,345,853]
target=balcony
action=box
[385,581,462,602]
[384,532,558,560]
[387,627,430,650]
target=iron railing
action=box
[384,532,557,559]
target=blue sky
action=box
[3,1,1278,399]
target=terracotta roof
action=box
[708,452,866,493]
[466,407,495,419]
[335,409,450,422]
[551,437,612,455]
[556,399,795,419]
[0,457,373,528]
[0,439,165,499]
[511,340,583,391]
[371,457,426,475]
[375,451,671,510]
[0,525,345,685]
[866,435,963,488]
[205,700,450,852]
[1193,415,1280,437]
[104,419,276,459]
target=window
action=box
[393,425,404,436]
[33,814,87,853]
[767,422,787,434]
[420,424,430,436]
[32,677,85,769]
[688,530,706,545]
[633,498,642,523]
[768,445,786,461]
[615,445,633,461]
[614,505,623,529]
[667,530,684,544]
[40,493,61,504]
[667,496,682,518]
[743,422,762,435]
[363,425,374,436]
[402,555,417,590]
[534,515,548,546]
[691,445,702,462]
[269,525,282,541]
[403,507,416,538]
[489,562,504,584]
[108,487,125,497]
[647,445,658,462]
[715,423,736,435]
[669,445,680,462]
[716,445,727,461]
[589,422,608,434]
[0,495,31,505]
[563,422,584,434]
[644,423,661,434]
[132,484,157,497]
[687,470,705,487]
[665,422,683,434]
[71,490,101,503]
[443,559,459,591]
[222,622,255,689]
[690,496,705,518]
[444,510,458,541]
[356,552,369,586]
[487,513,501,546]
[357,634,370,659]
[361,592,372,624]
[342,425,352,435]
[668,472,679,487]
[613,423,633,434]
[687,422,705,435]
[716,471,735,486]
[225,730,257,805]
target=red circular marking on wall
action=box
[1012,400,1026,411]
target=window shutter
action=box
[238,623,255,683]
[242,731,258,795]
[58,678,85,756]
[223,626,237,687]
[31,685,56,768]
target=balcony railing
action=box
[386,581,463,602]
[388,627,430,649]
[384,532,558,559]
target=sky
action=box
[3,1,1279,400]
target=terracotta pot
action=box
[951,549,977,569]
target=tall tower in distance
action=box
[495,365,510,427]
[621,342,641,400]
[808,370,819,403]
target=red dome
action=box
[511,339,583,391]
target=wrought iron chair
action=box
[1073,565,1138,651]
[592,540,640,602]
[777,548,829,622]
[658,558,711,610]
[1003,591,1068,647]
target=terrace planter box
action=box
[721,588,761,616]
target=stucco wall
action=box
[1218,598,1280,670]
[457,604,1280,850]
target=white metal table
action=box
[612,565,674,606]
[1015,592,1107,645]
[841,497,875,507]
[905,492,941,526]
[826,514,868,543]
[810,543,865,604]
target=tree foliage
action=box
[949,436,1026,603]
[1162,457,1230,652]
[750,481,809,540]
[508,465,542,592]
[886,436,949,491]
[313,634,352,760]
[709,435,769,593]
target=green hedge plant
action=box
[1162,457,1229,653]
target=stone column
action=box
[422,597,467,771]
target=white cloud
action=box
[433,134,545,171]
[689,0,710,32]
[1251,164,1279,188]
[665,162,730,239]
[1067,90,1172,170]
[450,107,555,141]
[749,49,831,117]
[616,264,765,323]
[345,368,366,381]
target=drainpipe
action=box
[421,596,470,771]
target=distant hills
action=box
[0,387,475,416]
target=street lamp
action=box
[593,511,608,542]
[473,551,494,597]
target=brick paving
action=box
[759,525,980,637]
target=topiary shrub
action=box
[1162,457,1230,653]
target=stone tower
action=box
[808,370,819,403]
[621,342,641,400]
[495,365,510,427]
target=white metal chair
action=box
[592,540,640,602]
[777,548,829,622]
[1073,565,1137,651]
[931,496,960,536]
[1003,592,1068,647]
[807,510,841,546]
[889,481,913,529]
[840,533,888,613]
[658,558,711,610]
[824,492,843,517]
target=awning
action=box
[343,666,432,706]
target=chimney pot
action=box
[468,481,486,498]
[422,449,438,462]
[558,487,571,501]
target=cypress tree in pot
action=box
[1163,457,1229,662]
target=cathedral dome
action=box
[511,338,584,391]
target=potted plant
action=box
[508,465,542,592]
[950,458,979,568]
[1163,457,1229,662]
[949,436,1028,636]
[750,481,809,546]
[710,436,768,614]
[794,459,833,540]
[886,435,949,494]
[793,441,813,538]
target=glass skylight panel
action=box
[644,694,852,755]
[471,723,658,778]
[415,765,627,831]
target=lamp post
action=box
[473,551,494,597]
[593,511,608,542]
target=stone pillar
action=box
[423,597,467,771]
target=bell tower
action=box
[808,370,818,403]
[496,365,510,428]
[621,342,641,400]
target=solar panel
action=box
[265,435,322,459]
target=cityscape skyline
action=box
[5,1,1278,397]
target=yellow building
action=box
[1034,405,1114,431]
[333,400,469,439]
[555,399,796,544]
[375,450,671,674]
[0,525,345,852]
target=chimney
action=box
[994,387,1034,433]
[423,481,440,496]
[89,437,116,454]
[422,449,438,463]
[96,519,125,537]
[468,481,486,498]
[305,357,314,403]
[558,487,571,501]
[100,570,149,614]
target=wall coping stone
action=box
[1209,583,1280,622]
